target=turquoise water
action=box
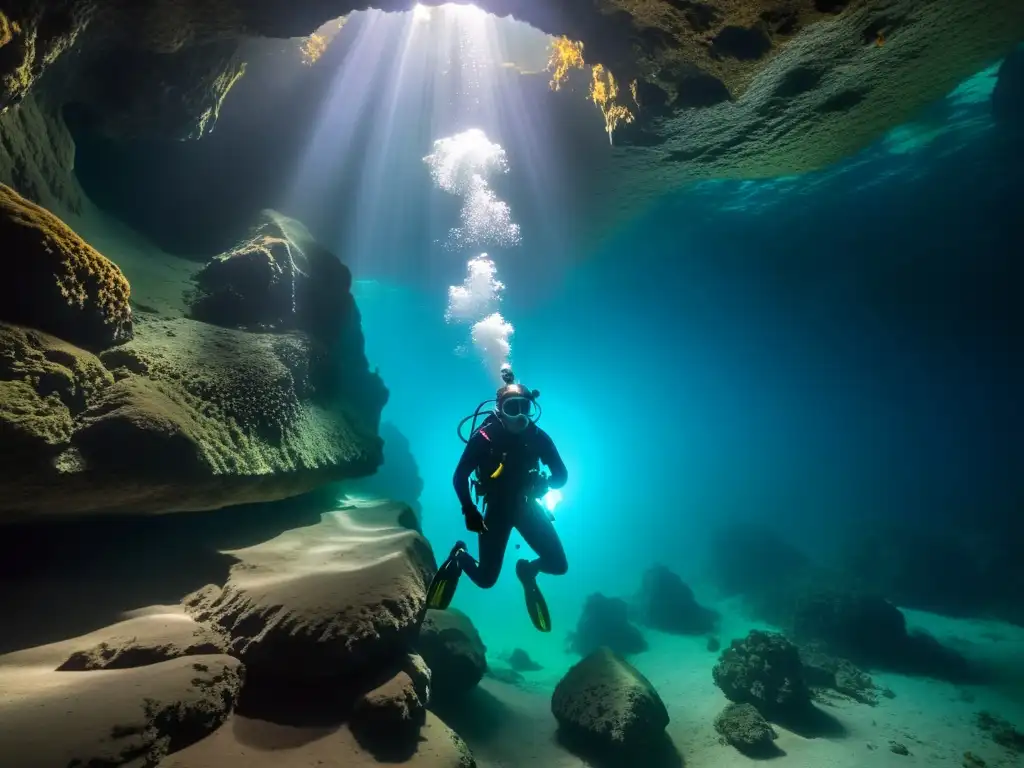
[351,58,1021,663]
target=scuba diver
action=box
[426,364,568,632]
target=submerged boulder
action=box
[188,209,352,345]
[569,593,648,657]
[185,501,432,680]
[635,564,719,635]
[714,702,778,756]
[799,644,884,705]
[712,630,810,715]
[552,647,670,754]
[0,183,131,349]
[792,590,970,680]
[417,608,487,701]
[351,652,432,745]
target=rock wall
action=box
[4,2,1023,250]
[0,93,85,215]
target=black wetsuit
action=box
[452,418,568,587]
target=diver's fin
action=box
[426,543,465,610]
[516,559,552,633]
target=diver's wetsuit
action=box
[453,418,568,588]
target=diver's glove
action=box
[527,469,550,499]
[462,503,488,533]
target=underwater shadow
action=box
[556,729,685,768]
[733,739,787,760]
[771,703,847,739]
[235,659,428,762]
[0,491,329,654]
[428,684,514,743]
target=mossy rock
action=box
[0,183,132,349]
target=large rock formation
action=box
[792,590,971,681]
[187,210,352,345]
[0,198,387,520]
[0,498,478,767]
[184,501,432,680]
[552,647,671,758]
[712,630,810,716]
[0,95,86,215]
[635,564,719,635]
[3,2,1022,246]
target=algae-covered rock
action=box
[0,198,389,519]
[188,210,353,345]
[0,314,385,518]
[552,647,669,753]
[714,702,778,755]
[0,323,113,464]
[800,643,881,705]
[0,183,131,349]
[712,630,810,715]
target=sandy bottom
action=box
[457,596,1024,768]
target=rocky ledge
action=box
[0,498,477,768]
[0,184,386,520]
